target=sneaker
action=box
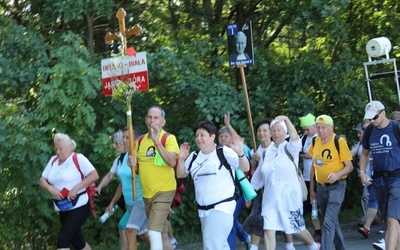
[172,241,178,250]
[372,238,385,250]
[316,242,321,250]
[379,223,387,234]
[244,241,251,250]
[357,226,370,238]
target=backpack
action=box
[137,133,185,207]
[118,152,127,165]
[363,121,400,145]
[301,135,307,151]
[312,134,341,155]
[187,145,242,199]
[51,153,97,218]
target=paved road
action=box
[177,223,384,249]
[276,223,383,250]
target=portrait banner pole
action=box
[238,64,257,152]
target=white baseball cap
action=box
[364,101,385,119]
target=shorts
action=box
[367,184,378,209]
[144,191,175,232]
[374,176,400,220]
[119,210,129,230]
[126,200,148,235]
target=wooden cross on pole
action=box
[105,8,143,55]
[104,8,142,200]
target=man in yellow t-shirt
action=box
[136,106,179,250]
[308,115,353,249]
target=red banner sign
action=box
[101,52,149,96]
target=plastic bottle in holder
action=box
[311,200,318,220]
[99,205,119,223]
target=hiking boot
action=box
[358,227,370,238]
[372,238,385,250]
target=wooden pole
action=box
[107,7,143,201]
[116,8,127,55]
[126,105,137,201]
[238,65,257,152]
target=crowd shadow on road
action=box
[176,222,385,250]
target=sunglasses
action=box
[370,110,384,121]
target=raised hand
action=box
[179,142,190,160]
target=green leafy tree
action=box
[2,0,400,248]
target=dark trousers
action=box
[58,202,90,249]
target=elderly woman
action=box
[39,133,99,250]
[251,116,320,250]
[96,129,129,250]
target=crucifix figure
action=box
[105,8,142,55]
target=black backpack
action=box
[312,134,341,155]
[187,145,242,199]
[363,121,400,145]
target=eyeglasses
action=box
[370,110,384,121]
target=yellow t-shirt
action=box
[308,134,352,184]
[137,130,179,198]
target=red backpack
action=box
[51,153,97,218]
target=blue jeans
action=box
[228,196,250,249]
[317,180,347,250]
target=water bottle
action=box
[363,177,372,187]
[311,200,318,220]
[99,205,118,223]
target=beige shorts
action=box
[144,190,175,232]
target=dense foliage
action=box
[1,0,400,248]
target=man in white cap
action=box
[299,113,321,242]
[309,114,353,250]
[359,100,400,250]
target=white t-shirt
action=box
[109,155,123,174]
[42,153,96,211]
[250,145,268,168]
[250,145,267,190]
[184,145,239,217]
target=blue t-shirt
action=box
[362,120,400,172]
[117,153,143,205]
[244,144,252,160]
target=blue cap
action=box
[354,122,362,131]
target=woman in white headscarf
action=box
[251,115,320,250]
